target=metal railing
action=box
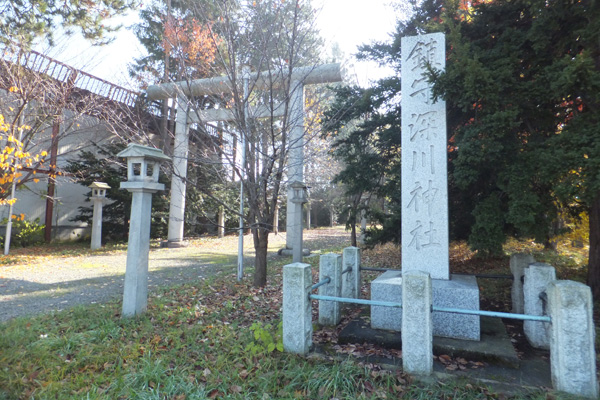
[360,266,513,280]
[309,276,550,323]
[1,44,141,108]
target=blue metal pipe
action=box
[433,306,552,322]
[310,294,403,308]
[311,277,331,291]
[309,294,550,323]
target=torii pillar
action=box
[146,64,342,249]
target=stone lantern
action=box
[117,143,170,317]
[289,181,308,263]
[89,181,110,250]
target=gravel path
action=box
[0,227,351,322]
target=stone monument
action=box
[371,32,480,340]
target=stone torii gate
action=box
[146,63,342,250]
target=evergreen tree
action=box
[433,0,600,294]
[0,0,134,46]
[326,0,600,300]
[66,142,235,241]
[322,0,444,247]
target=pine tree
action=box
[0,0,134,46]
[433,0,600,295]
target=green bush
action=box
[245,321,283,355]
[1,214,45,247]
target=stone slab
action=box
[340,313,519,369]
[371,271,480,340]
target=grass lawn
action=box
[0,236,592,399]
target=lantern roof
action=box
[116,143,170,162]
[89,181,111,189]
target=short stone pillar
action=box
[510,253,535,313]
[342,247,361,299]
[547,280,598,399]
[402,270,433,375]
[318,253,342,326]
[89,181,110,250]
[283,262,312,355]
[118,144,170,317]
[523,263,555,349]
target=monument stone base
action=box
[371,270,480,340]
[277,248,311,257]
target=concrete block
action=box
[523,263,555,349]
[371,270,403,331]
[371,272,480,340]
[510,253,535,314]
[432,275,480,341]
[318,253,342,326]
[402,270,433,375]
[283,263,313,355]
[547,280,598,399]
[342,247,361,299]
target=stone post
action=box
[273,201,279,234]
[286,81,304,252]
[283,262,312,355]
[547,280,598,399]
[118,144,170,317]
[342,247,361,299]
[217,207,225,238]
[318,253,342,326]
[523,263,555,349]
[510,253,535,313]
[167,95,190,247]
[402,270,433,375]
[359,206,367,245]
[89,182,110,250]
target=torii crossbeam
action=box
[146,63,342,251]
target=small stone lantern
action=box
[117,143,170,317]
[89,181,110,250]
[289,181,308,262]
[290,181,308,205]
[118,143,170,191]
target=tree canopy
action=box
[433,0,600,293]
[325,0,600,295]
[0,0,135,46]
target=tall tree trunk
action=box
[587,192,600,300]
[253,226,269,287]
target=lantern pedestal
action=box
[117,144,170,317]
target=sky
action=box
[35,0,399,90]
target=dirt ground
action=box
[0,227,352,322]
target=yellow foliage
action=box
[0,114,48,204]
